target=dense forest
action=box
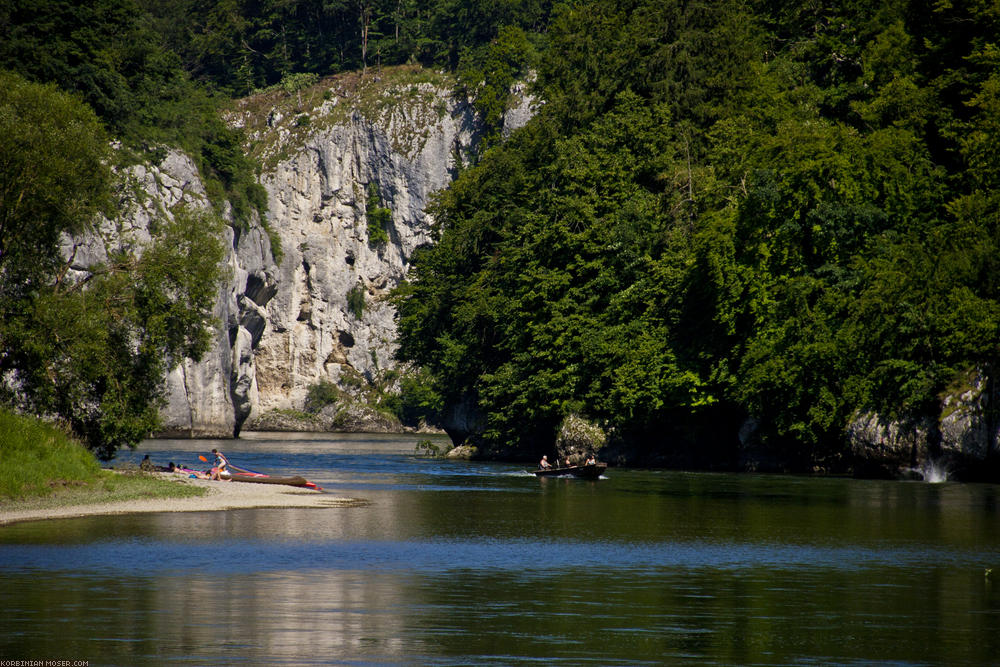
[0,0,546,457]
[394,0,1000,470]
[3,0,1000,470]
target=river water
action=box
[2,432,999,666]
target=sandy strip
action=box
[0,473,364,526]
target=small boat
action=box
[533,466,572,477]
[172,462,321,490]
[570,463,606,479]
[227,465,323,490]
[532,463,606,479]
[229,473,317,488]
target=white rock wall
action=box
[145,72,535,434]
[66,148,280,437]
[250,90,481,418]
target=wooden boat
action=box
[570,463,606,479]
[533,463,606,479]
[229,473,316,488]
[533,466,572,477]
[227,465,323,490]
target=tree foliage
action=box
[136,0,552,96]
[395,0,1000,467]
[0,0,267,226]
[0,74,225,459]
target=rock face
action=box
[229,68,535,426]
[846,369,998,478]
[251,107,471,417]
[74,69,542,439]
[555,413,607,465]
[68,68,534,439]
[159,216,278,437]
[71,148,280,438]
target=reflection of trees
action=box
[152,569,410,661]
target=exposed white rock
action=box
[242,70,537,422]
[65,148,280,437]
[846,368,999,475]
[67,69,537,438]
[939,370,995,460]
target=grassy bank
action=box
[0,409,205,510]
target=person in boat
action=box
[539,455,552,469]
[585,454,597,466]
[210,448,231,480]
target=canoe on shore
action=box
[226,464,322,490]
[170,463,323,491]
[229,473,316,488]
[533,463,607,479]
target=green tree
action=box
[0,74,224,459]
[1,0,268,227]
[457,25,536,151]
[0,71,112,304]
[396,0,1000,470]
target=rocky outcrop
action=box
[159,216,278,437]
[77,68,538,439]
[229,67,535,426]
[846,369,999,479]
[60,68,535,440]
[555,413,607,465]
[939,371,997,461]
[67,148,280,438]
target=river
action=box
[2,432,999,665]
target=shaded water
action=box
[2,432,999,665]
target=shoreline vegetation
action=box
[0,409,353,527]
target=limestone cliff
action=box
[66,148,280,438]
[227,67,534,426]
[73,67,532,438]
[846,369,999,479]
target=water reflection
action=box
[2,434,1000,666]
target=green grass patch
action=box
[1,470,206,513]
[0,408,205,507]
[0,409,102,499]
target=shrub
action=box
[305,380,340,414]
[394,369,444,427]
[347,284,366,319]
[366,182,391,246]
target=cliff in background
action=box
[67,149,280,438]
[153,66,532,434]
[119,65,992,479]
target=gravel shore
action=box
[0,473,361,526]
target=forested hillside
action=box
[0,0,544,457]
[3,0,1000,472]
[393,0,1000,471]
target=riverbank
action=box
[0,473,362,526]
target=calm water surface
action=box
[2,432,999,665]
